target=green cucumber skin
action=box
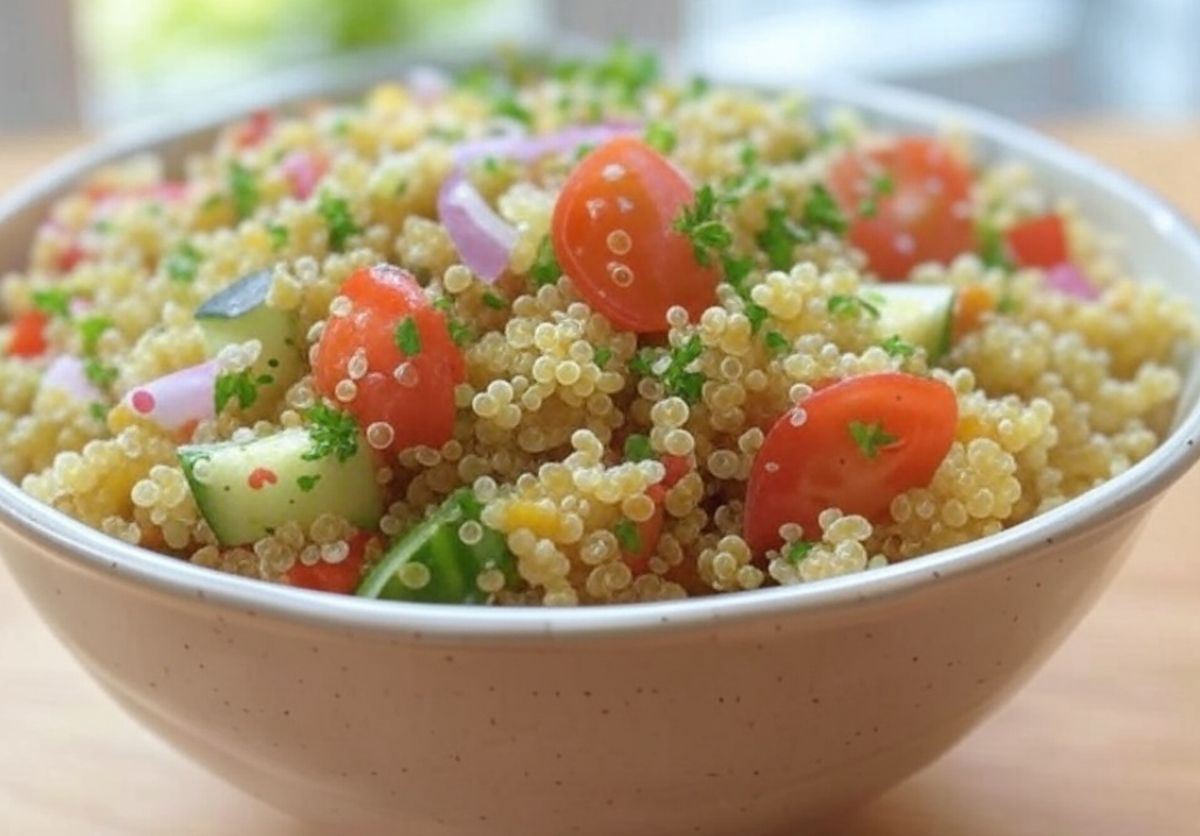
[179,428,383,546]
[865,283,957,362]
[195,270,303,387]
[357,490,518,604]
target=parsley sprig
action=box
[614,518,642,553]
[165,242,202,283]
[848,420,898,459]
[529,235,562,288]
[630,333,706,405]
[214,369,273,412]
[393,316,422,356]
[880,334,915,358]
[858,173,895,218]
[31,288,72,319]
[303,404,359,463]
[623,434,654,462]
[827,294,881,319]
[317,192,360,253]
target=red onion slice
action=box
[281,150,328,200]
[452,123,640,167]
[1044,262,1100,300]
[122,360,218,436]
[41,356,104,403]
[437,172,519,283]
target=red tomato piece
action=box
[828,137,975,280]
[552,137,719,333]
[621,489,665,576]
[285,531,373,594]
[7,310,49,357]
[743,372,958,554]
[313,264,464,452]
[233,109,274,149]
[1005,214,1068,269]
[281,150,328,200]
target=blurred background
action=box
[2,0,1200,132]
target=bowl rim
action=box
[2,67,1199,641]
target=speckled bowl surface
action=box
[3,66,1200,836]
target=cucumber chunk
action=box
[357,490,518,604]
[179,427,383,546]
[863,283,956,361]
[195,269,303,386]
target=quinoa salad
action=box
[1,48,1194,606]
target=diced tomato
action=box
[828,137,975,280]
[552,137,719,332]
[7,310,49,357]
[743,372,957,554]
[660,454,691,488]
[56,242,85,273]
[313,264,464,452]
[285,531,373,594]
[1006,214,1068,269]
[621,490,665,576]
[232,109,274,149]
[281,150,328,200]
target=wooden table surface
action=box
[1,125,1198,835]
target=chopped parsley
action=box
[858,172,896,218]
[481,291,506,310]
[590,40,660,103]
[674,185,732,267]
[592,346,612,368]
[447,317,472,347]
[88,402,108,423]
[529,235,562,288]
[393,316,422,356]
[764,330,790,356]
[83,359,118,389]
[491,95,533,126]
[827,294,881,319]
[214,369,269,412]
[848,420,898,459]
[756,207,809,271]
[623,433,654,462]
[302,404,359,463]
[785,540,816,563]
[267,224,289,251]
[317,192,360,253]
[614,518,642,553]
[739,143,760,169]
[165,242,202,283]
[631,333,706,405]
[745,302,769,334]
[228,162,259,221]
[880,334,916,358]
[78,315,113,356]
[31,288,72,319]
[296,474,322,493]
[644,121,677,154]
[979,221,1014,271]
[802,183,848,236]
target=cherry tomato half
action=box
[552,137,719,332]
[314,264,464,452]
[7,310,49,358]
[285,531,373,594]
[1005,214,1067,269]
[828,137,975,281]
[743,372,957,554]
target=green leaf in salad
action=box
[303,403,360,463]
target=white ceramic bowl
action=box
[3,72,1200,836]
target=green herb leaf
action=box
[858,172,896,219]
[393,316,422,356]
[165,242,202,283]
[447,317,472,347]
[491,95,533,126]
[739,143,760,168]
[880,334,916,358]
[297,474,322,493]
[317,192,360,253]
[88,402,108,423]
[686,75,710,99]
[827,294,881,319]
[628,349,654,377]
[675,185,732,267]
[624,434,654,462]
[746,302,769,334]
[978,221,1014,271]
[848,420,898,459]
[592,346,612,368]
[756,207,810,270]
[267,224,289,251]
[614,518,642,553]
[83,359,118,389]
[530,235,562,288]
[802,183,848,236]
[77,315,113,355]
[764,330,790,355]
[228,162,259,221]
[214,369,259,413]
[482,291,506,310]
[303,404,359,463]
[785,540,816,563]
[644,121,677,154]
[31,288,72,319]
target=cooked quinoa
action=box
[1,49,1195,606]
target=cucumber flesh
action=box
[195,269,303,387]
[179,428,383,546]
[862,283,956,361]
[357,490,519,604]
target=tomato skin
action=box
[552,137,719,333]
[285,531,373,594]
[313,264,464,452]
[232,109,274,149]
[7,310,49,357]
[621,485,666,576]
[1006,214,1067,269]
[743,372,958,554]
[828,137,975,280]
